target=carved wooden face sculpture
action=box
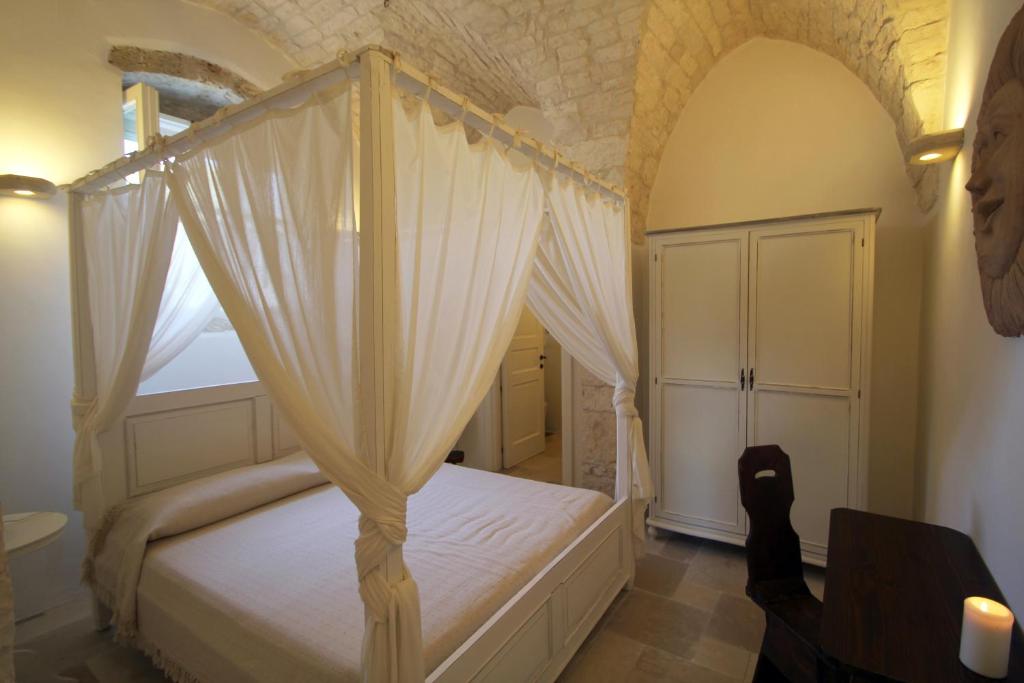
[967,7,1024,336]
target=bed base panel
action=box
[428,497,632,683]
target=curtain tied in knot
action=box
[612,379,639,419]
[353,485,411,626]
[613,377,655,555]
[612,377,651,499]
[70,393,97,432]
[71,393,103,512]
[353,486,424,682]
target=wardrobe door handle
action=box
[740,368,746,390]
[749,367,755,387]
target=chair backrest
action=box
[738,444,809,603]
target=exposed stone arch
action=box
[627,0,948,240]
[109,45,261,121]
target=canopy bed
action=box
[66,46,652,683]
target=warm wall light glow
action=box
[943,0,985,130]
[0,174,57,199]
[907,129,965,166]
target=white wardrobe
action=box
[647,210,876,564]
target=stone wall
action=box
[573,365,618,496]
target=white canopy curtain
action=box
[140,224,219,381]
[527,174,654,552]
[166,79,544,681]
[73,174,180,529]
[389,96,544,490]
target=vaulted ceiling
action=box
[189,0,949,240]
[628,0,949,233]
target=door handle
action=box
[740,368,745,390]
[749,367,755,387]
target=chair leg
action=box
[752,652,789,683]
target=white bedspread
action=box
[108,459,609,682]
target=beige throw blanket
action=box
[84,453,327,638]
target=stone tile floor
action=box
[502,433,563,484]
[559,531,825,683]
[12,530,824,682]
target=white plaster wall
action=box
[0,0,293,619]
[646,38,929,520]
[916,0,1024,616]
[455,380,502,473]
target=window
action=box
[121,82,258,395]
[122,84,189,156]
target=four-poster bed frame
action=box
[67,46,636,682]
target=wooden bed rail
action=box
[428,498,633,682]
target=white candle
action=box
[960,596,1015,679]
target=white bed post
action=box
[616,382,636,589]
[623,202,638,585]
[68,192,96,448]
[68,190,111,630]
[358,46,410,672]
[68,192,96,447]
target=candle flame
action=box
[966,597,1014,621]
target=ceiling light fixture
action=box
[907,129,965,166]
[0,174,58,199]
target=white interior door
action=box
[656,232,748,535]
[747,223,863,557]
[501,307,546,468]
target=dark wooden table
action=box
[821,508,1024,682]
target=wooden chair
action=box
[739,445,842,683]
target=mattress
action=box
[131,462,612,682]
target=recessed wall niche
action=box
[109,45,260,122]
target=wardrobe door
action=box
[654,232,748,535]
[747,222,864,558]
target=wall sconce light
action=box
[907,129,965,165]
[0,174,57,199]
